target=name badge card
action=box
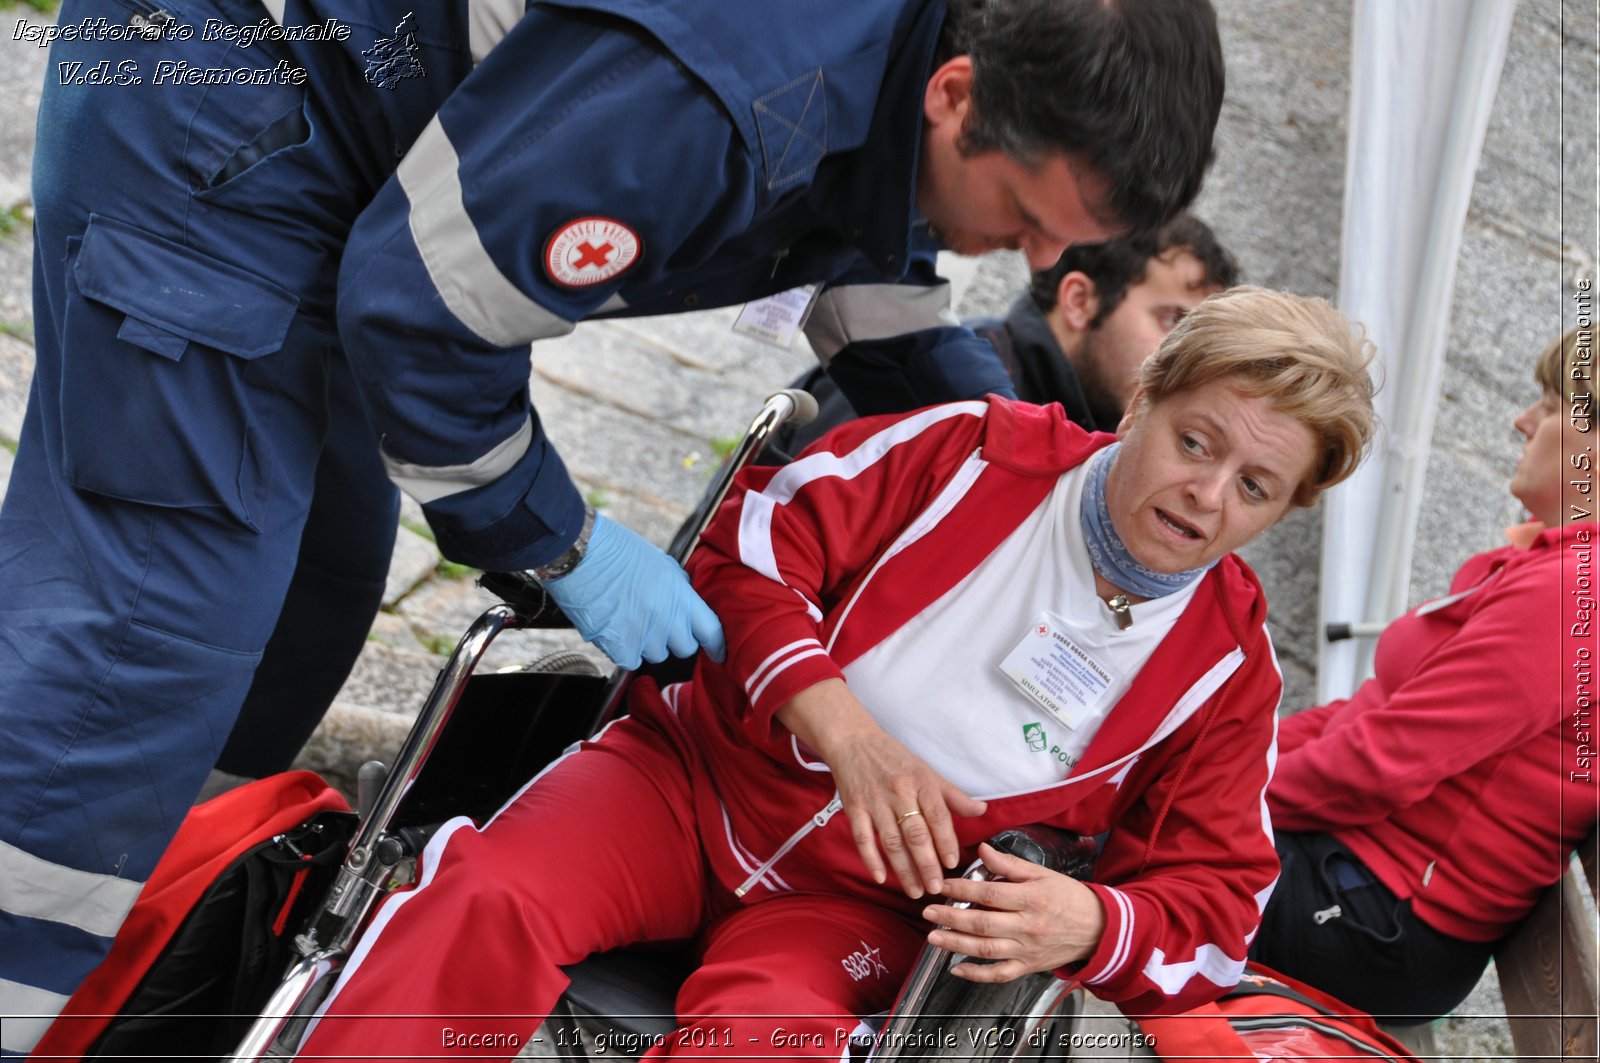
[998,611,1119,729]
[732,284,821,349]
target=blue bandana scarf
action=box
[1079,443,1214,599]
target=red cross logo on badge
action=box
[543,216,642,289]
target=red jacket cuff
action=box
[1056,882,1135,988]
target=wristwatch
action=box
[532,505,596,583]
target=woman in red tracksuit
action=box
[1253,327,1598,1021]
[296,287,1376,1062]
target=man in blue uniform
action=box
[0,0,1223,1046]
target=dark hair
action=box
[940,0,1225,234]
[1028,214,1241,322]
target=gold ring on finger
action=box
[897,808,923,825]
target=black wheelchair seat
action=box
[558,947,694,1043]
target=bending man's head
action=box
[916,0,1225,266]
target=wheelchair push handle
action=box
[475,569,569,627]
[666,387,819,562]
[476,388,820,627]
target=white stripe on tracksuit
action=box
[736,405,988,701]
[1242,635,1284,947]
[822,450,988,656]
[749,648,830,704]
[734,401,988,673]
[1073,647,1260,993]
[302,815,478,1045]
[744,638,825,699]
[1143,942,1248,996]
[1081,886,1135,986]
[307,717,627,1043]
[720,804,793,894]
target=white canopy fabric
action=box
[1318,0,1518,702]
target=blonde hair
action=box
[1137,286,1378,507]
[1535,326,1595,419]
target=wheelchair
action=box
[228,389,1098,1062]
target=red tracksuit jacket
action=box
[653,396,1284,1014]
[1269,520,1598,942]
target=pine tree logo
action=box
[1023,722,1047,752]
[363,12,425,90]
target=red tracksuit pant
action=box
[295,714,925,1062]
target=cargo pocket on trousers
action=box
[60,213,299,531]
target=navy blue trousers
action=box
[0,0,397,1048]
[1249,832,1497,1024]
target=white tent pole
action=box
[1355,0,1516,677]
[1318,0,1516,702]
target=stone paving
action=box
[6,0,1597,1056]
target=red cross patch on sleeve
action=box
[542,217,642,288]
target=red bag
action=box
[1137,964,1421,1062]
[33,770,351,1061]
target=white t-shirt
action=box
[841,459,1197,799]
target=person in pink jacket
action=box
[1254,326,1598,1021]
[297,287,1376,1061]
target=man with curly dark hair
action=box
[1011,214,1242,431]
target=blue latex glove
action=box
[541,514,726,670]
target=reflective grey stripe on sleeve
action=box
[396,116,577,349]
[382,415,534,504]
[259,0,285,23]
[802,282,959,365]
[468,0,527,63]
[0,980,71,1055]
[0,837,143,939]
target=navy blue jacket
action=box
[276,0,1014,569]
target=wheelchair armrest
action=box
[984,825,1098,882]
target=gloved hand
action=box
[541,514,726,670]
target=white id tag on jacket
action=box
[998,611,1119,729]
[733,284,820,348]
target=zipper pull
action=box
[1312,904,1342,925]
[1108,594,1133,630]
